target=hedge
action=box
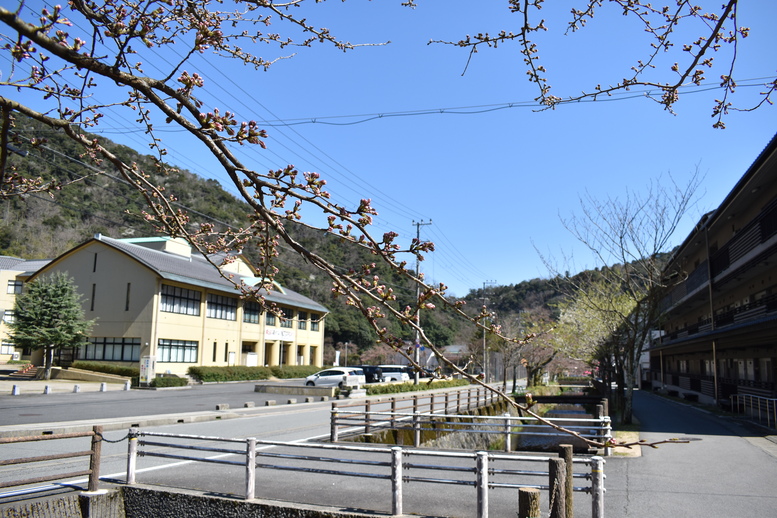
[151,376,189,388]
[365,378,470,396]
[188,365,325,383]
[269,365,322,379]
[188,366,273,382]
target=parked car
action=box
[353,365,385,383]
[305,367,366,388]
[377,365,410,382]
[403,366,434,379]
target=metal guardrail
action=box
[0,425,103,493]
[331,386,612,455]
[126,428,605,518]
[334,385,500,417]
[730,393,777,429]
[332,409,612,453]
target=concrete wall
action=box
[50,367,131,384]
[0,486,427,518]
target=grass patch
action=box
[612,430,641,457]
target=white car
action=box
[305,367,366,388]
[377,365,411,382]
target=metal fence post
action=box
[430,393,435,414]
[126,427,138,484]
[391,399,397,429]
[457,389,462,413]
[445,391,450,414]
[365,400,372,434]
[413,412,421,447]
[591,456,605,518]
[245,437,256,500]
[503,413,512,453]
[476,451,489,518]
[549,457,566,518]
[88,425,102,492]
[391,447,403,516]
[602,416,612,457]
[331,403,339,442]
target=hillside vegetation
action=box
[4,116,588,356]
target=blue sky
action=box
[14,0,776,297]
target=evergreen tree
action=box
[9,273,94,380]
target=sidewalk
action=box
[604,390,777,517]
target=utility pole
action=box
[481,280,496,383]
[412,219,432,385]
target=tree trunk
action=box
[43,345,53,380]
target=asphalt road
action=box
[0,379,310,427]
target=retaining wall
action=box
[0,486,437,518]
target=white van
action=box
[377,365,410,382]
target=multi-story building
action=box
[16,234,327,376]
[649,133,777,404]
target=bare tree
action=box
[557,173,701,424]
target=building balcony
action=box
[660,293,777,344]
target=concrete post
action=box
[476,451,489,518]
[245,438,256,500]
[559,444,574,518]
[330,403,339,442]
[44,385,51,394]
[391,447,403,516]
[11,385,20,396]
[73,384,81,393]
[126,427,139,484]
[88,426,102,492]
[518,487,541,518]
[100,383,107,392]
[124,380,131,390]
[549,458,566,518]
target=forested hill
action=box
[2,115,587,348]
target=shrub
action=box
[187,366,273,383]
[366,378,469,396]
[71,361,139,378]
[151,376,189,388]
[269,365,322,379]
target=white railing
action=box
[126,428,605,518]
[730,393,777,429]
[333,409,611,453]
